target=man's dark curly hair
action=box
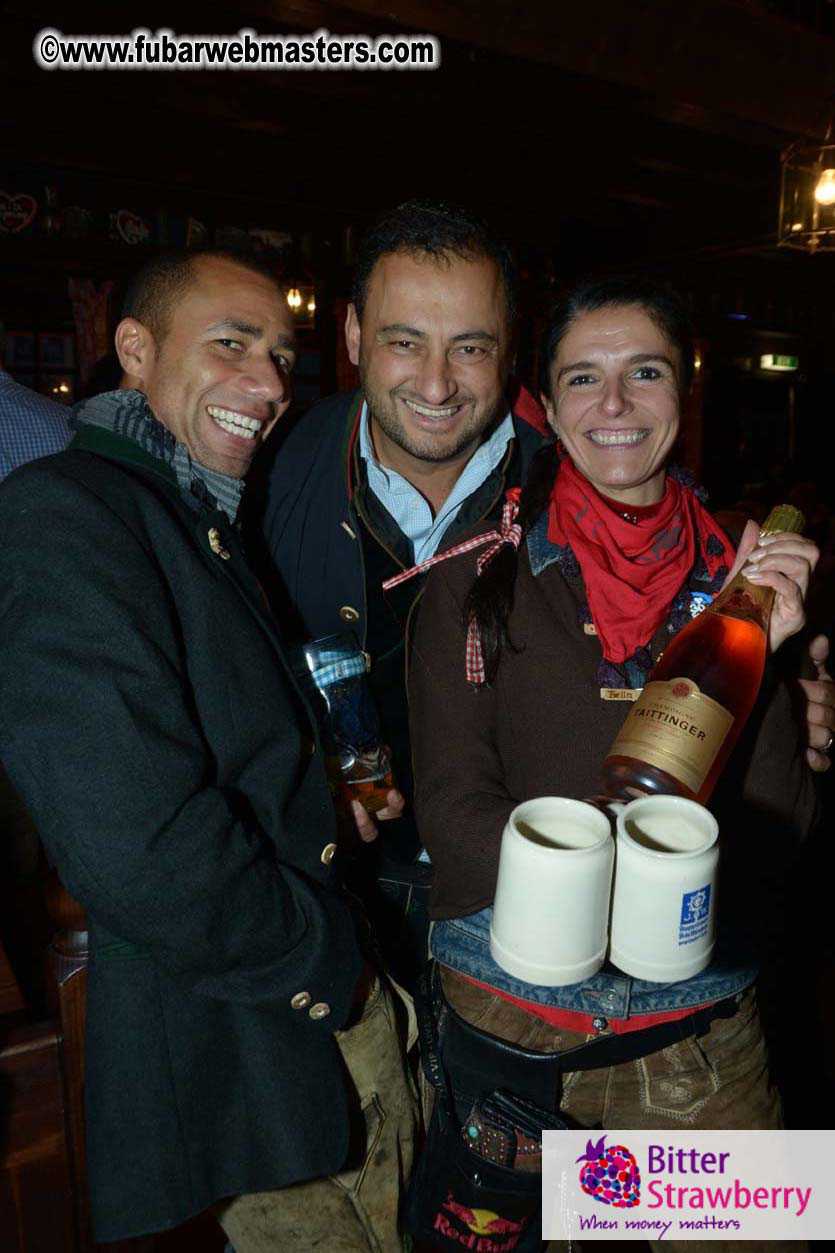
[350,198,517,324]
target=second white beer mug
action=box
[608,794,719,983]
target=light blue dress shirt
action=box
[358,401,515,564]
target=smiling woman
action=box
[544,304,683,505]
[407,274,821,1246]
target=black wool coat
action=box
[0,425,362,1240]
[249,386,548,865]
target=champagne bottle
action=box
[600,504,805,804]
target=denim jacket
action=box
[430,908,757,1020]
[430,511,758,1020]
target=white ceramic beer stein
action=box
[489,797,614,987]
[608,794,719,983]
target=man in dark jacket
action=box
[0,250,416,1249]
[256,201,548,988]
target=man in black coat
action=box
[254,202,548,989]
[0,250,416,1248]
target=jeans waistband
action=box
[430,909,757,1017]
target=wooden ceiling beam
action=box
[308,0,835,139]
[1,11,775,199]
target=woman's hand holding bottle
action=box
[726,519,819,653]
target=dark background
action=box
[1,6,834,1238]
[3,0,835,515]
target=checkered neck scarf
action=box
[71,389,244,524]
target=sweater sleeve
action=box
[713,650,820,845]
[410,553,519,919]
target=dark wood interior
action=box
[3,1,835,502]
[1,3,834,1248]
[1,855,228,1252]
[3,0,835,255]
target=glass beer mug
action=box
[295,632,395,815]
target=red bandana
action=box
[547,458,733,663]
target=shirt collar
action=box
[358,402,387,479]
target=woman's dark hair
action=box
[538,274,695,402]
[465,440,559,684]
[467,275,694,684]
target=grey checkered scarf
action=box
[71,389,244,524]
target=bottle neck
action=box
[710,570,775,633]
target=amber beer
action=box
[330,755,396,815]
[339,773,396,814]
[600,504,805,803]
[295,633,396,820]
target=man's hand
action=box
[727,520,819,652]
[350,788,406,843]
[799,634,835,773]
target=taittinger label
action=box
[609,677,734,795]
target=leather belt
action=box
[423,961,740,1114]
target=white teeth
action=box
[215,421,256,439]
[588,430,649,446]
[403,398,459,419]
[207,406,261,439]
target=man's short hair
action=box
[122,249,283,343]
[351,199,517,325]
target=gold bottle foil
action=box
[758,504,805,538]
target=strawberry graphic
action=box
[576,1135,641,1208]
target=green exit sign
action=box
[760,354,799,372]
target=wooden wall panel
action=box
[0,1024,74,1253]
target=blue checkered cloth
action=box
[0,370,71,482]
[309,649,367,691]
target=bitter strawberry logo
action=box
[577,1135,641,1208]
[672,681,691,698]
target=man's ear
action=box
[114,318,154,386]
[345,303,361,368]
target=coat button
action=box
[207,527,231,560]
[320,843,337,865]
[339,605,360,623]
[309,1002,331,1021]
[291,991,312,1010]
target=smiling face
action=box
[345,250,511,480]
[117,256,295,478]
[544,304,683,506]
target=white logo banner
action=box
[543,1130,834,1241]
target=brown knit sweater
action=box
[409,515,818,921]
